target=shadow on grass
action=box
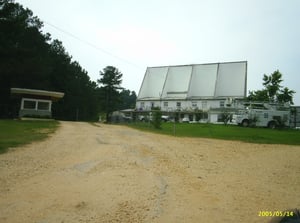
[0,119,59,154]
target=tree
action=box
[247,89,269,102]
[0,0,101,120]
[118,89,137,110]
[277,87,296,105]
[262,70,282,102]
[0,0,51,117]
[247,70,295,104]
[97,66,123,122]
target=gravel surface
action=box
[0,121,299,223]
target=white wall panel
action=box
[138,67,168,99]
[215,62,247,97]
[137,61,247,102]
[188,64,218,98]
[162,66,192,98]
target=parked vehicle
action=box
[139,114,170,122]
[161,115,169,122]
[231,108,290,128]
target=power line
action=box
[43,21,144,70]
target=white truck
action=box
[232,108,290,128]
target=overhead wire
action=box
[43,21,144,70]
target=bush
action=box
[221,110,231,125]
[151,107,162,129]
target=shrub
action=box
[151,107,162,129]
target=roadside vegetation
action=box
[0,1,136,121]
[0,120,59,154]
[128,122,300,145]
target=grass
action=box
[0,119,59,154]
[127,122,300,145]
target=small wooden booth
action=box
[11,88,64,118]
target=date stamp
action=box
[258,211,294,217]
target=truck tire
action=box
[268,121,276,129]
[242,119,249,127]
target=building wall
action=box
[136,99,243,112]
[19,109,51,118]
[136,99,244,123]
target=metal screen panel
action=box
[188,64,218,98]
[138,67,169,99]
[162,66,192,99]
[215,62,247,97]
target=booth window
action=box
[37,101,50,110]
[23,100,36,109]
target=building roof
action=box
[11,88,64,100]
[137,61,247,100]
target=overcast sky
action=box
[17,0,300,104]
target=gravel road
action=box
[0,121,299,223]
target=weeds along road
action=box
[0,121,300,223]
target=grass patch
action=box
[127,122,300,145]
[0,119,59,154]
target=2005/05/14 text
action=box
[258,211,294,217]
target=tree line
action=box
[0,0,136,121]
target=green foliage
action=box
[0,119,59,153]
[1,1,136,121]
[247,70,295,104]
[248,89,269,101]
[118,90,137,110]
[98,66,123,88]
[221,110,231,125]
[151,107,162,129]
[277,87,296,104]
[262,70,283,102]
[0,1,100,121]
[128,122,300,145]
[97,66,123,122]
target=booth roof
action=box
[11,88,64,99]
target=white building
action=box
[136,61,247,123]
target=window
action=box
[22,99,51,111]
[163,101,168,107]
[151,102,154,108]
[141,102,144,107]
[176,102,181,107]
[37,101,50,111]
[23,100,36,109]
[220,101,225,108]
[192,101,197,108]
[202,101,207,109]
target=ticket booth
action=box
[11,88,64,118]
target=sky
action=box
[17,0,300,105]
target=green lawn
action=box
[0,119,59,154]
[127,122,300,145]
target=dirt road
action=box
[0,121,300,223]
